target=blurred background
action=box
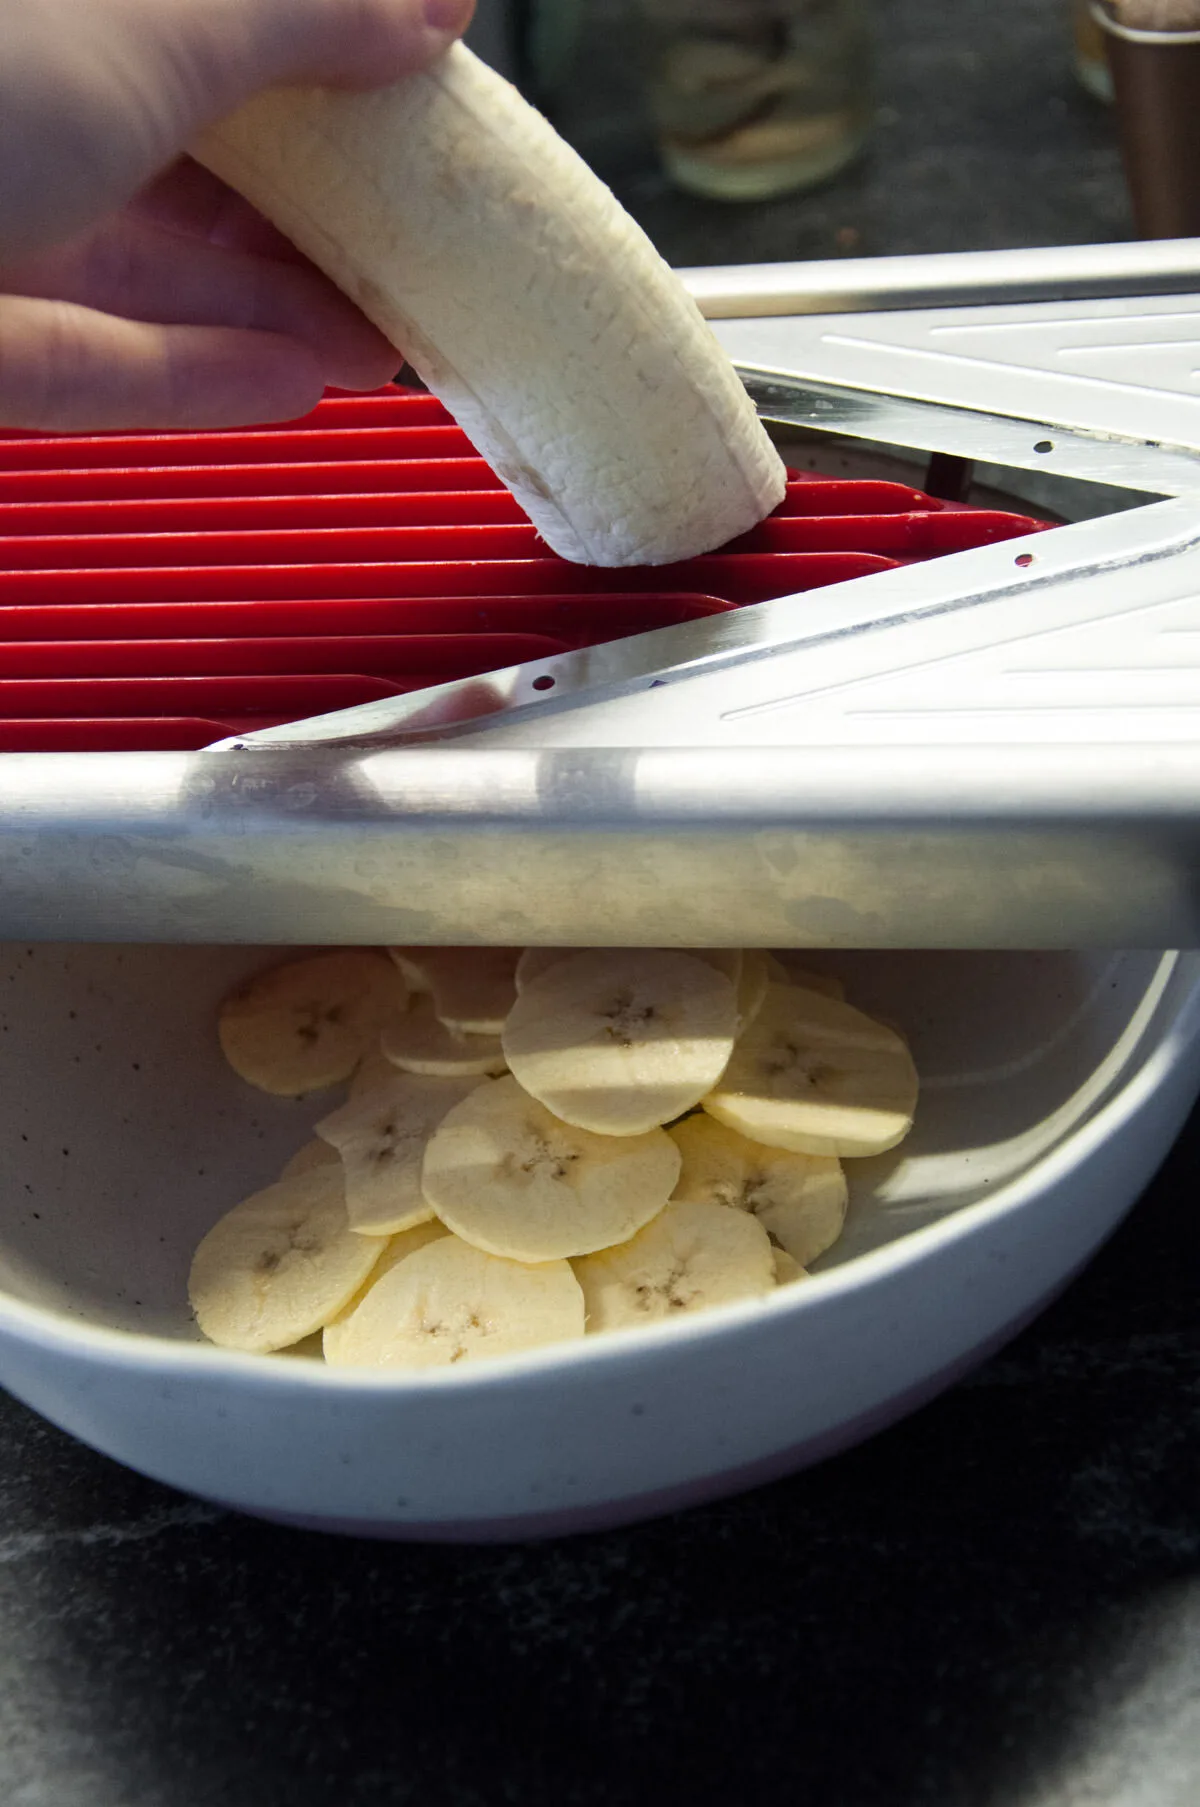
[464,0,1200,267]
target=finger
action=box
[0,295,338,432]
[128,160,308,264]
[0,0,476,261]
[4,214,401,391]
[172,0,478,94]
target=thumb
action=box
[155,0,478,104]
[0,0,476,262]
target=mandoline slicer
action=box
[3,239,1200,949]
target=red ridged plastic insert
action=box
[0,387,1048,751]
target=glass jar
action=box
[1072,0,1114,100]
[636,0,873,202]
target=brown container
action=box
[1094,3,1200,236]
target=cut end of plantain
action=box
[217,950,406,1097]
[381,992,508,1076]
[573,1200,775,1332]
[387,946,520,1035]
[668,1112,847,1266]
[502,949,739,1135]
[323,1234,585,1369]
[322,1219,450,1361]
[316,1070,483,1235]
[703,982,919,1158]
[188,1166,387,1353]
[421,1074,680,1261]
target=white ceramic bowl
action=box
[0,943,1197,1541]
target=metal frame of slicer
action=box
[4,240,1200,948]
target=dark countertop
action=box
[4,5,1200,1804]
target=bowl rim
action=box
[0,950,1196,1393]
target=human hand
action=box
[0,0,474,430]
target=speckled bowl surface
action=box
[0,944,1196,1540]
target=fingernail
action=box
[424,0,475,34]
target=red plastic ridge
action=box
[0,387,1048,752]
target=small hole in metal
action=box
[1015,553,1035,567]
[532,675,555,691]
[1033,439,1054,454]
